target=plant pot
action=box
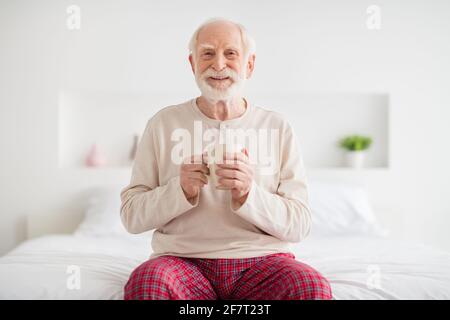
[345,150,366,169]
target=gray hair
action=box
[188,18,256,60]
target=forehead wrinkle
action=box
[199,44,215,50]
[198,43,241,52]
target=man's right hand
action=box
[180,154,209,203]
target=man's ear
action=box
[246,54,256,79]
[189,54,196,74]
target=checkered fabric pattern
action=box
[124,252,332,300]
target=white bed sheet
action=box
[295,235,450,299]
[1,234,450,300]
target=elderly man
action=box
[120,18,332,300]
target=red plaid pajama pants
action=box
[124,252,332,300]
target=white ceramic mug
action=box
[203,142,245,187]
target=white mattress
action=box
[1,234,450,300]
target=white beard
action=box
[195,67,247,102]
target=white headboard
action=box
[27,212,84,239]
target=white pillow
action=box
[308,180,387,237]
[75,181,385,239]
[74,185,152,239]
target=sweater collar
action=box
[190,97,253,128]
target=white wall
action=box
[1,0,450,254]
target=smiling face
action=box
[189,20,255,101]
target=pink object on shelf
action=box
[85,144,106,167]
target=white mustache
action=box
[200,68,239,82]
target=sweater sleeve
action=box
[120,118,199,234]
[230,121,312,243]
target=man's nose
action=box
[211,54,227,71]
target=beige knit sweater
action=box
[120,98,311,258]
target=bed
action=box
[1,181,450,300]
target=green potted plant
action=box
[339,135,372,169]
